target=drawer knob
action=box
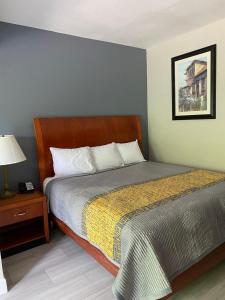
[15,211,27,216]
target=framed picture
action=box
[171,44,216,120]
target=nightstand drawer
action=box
[0,203,43,227]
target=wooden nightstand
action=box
[0,192,49,254]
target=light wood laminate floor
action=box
[1,229,225,300]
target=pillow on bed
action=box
[91,142,124,171]
[116,140,145,165]
[50,146,96,176]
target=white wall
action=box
[147,17,225,171]
[0,253,7,295]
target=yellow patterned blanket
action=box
[82,169,225,262]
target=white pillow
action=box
[116,140,145,165]
[50,146,96,177]
[91,143,124,171]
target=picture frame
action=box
[171,44,216,120]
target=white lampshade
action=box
[0,135,26,165]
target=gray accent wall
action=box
[0,22,147,189]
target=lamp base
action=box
[0,190,16,199]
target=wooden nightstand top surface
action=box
[0,191,46,211]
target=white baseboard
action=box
[0,252,7,295]
[0,276,7,295]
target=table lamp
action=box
[0,135,26,198]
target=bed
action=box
[33,115,225,300]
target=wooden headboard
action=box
[33,115,142,185]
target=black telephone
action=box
[18,182,35,193]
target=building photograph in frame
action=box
[171,45,216,120]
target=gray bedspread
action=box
[45,161,225,300]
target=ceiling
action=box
[0,0,225,48]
